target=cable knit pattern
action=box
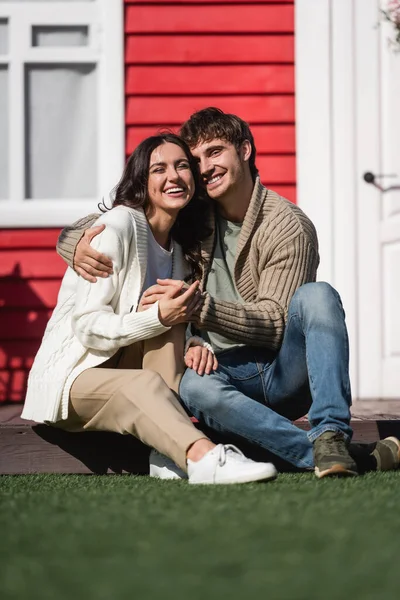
[193,179,320,350]
[22,206,190,424]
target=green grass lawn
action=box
[1,473,399,600]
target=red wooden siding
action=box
[1,1,296,403]
[125,0,296,201]
[0,230,64,402]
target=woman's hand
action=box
[74,225,114,282]
[138,279,185,310]
[185,345,218,375]
[155,280,202,327]
[138,279,204,321]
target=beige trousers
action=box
[56,325,206,471]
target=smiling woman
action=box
[21,132,278,486]
[111,133,208,278]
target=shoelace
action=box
[217,444,245,467]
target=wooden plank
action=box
[295,419,390,444]
[253,125,296,153]
[0,279,60,309]
[126,95,295,124]
[0,404,26,424]
[125,5,294,33]
[0,310,51,340]
[256,155,295,184]
[0,341,39,369]
[0,369,29,392]
[126,65,294,95]
[0,425,150,475]
[0,229,60,249]
[126,124,296,154]
[125,34,294,64]
[264,184,296,204]
[1,418,400,475]
[0,370,30,402]
[0,250,66,278]
[126,126,179,152]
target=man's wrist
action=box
[189,293,206,323]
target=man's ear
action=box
[240,140,252,163]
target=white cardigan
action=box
[22,205,191,424]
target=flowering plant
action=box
[381,1,400,50]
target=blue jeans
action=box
[180,282,352,469]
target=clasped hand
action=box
[137,278,204,328]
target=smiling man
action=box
[57,107,400,478]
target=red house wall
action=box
[125,0,296,201]
[0,0,295,403]
[0,230,65,402]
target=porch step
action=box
[0,423,150,475]
[1,404,400,475]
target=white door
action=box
[356,1,400,399]
[296,0,400,400]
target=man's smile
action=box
[204,173,225,188]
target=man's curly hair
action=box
[180,107,258,180]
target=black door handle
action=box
[363,171,400,192]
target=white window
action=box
[0,0,124,226]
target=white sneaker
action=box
[149,449,188,480]
[187,444,278,485]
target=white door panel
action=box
[296,0,400,400]
[379,15,400,397]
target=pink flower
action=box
[388,0,400,25]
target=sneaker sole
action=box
[189,467,278,485]
[315,464,358,479]
[149,468,187,480]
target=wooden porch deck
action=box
[1,401,400,475]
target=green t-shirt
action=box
[200,215,245,354]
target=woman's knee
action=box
[119,369,166,400]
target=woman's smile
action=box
[148,142,195,213]
[163,185,187,198]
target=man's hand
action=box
[185,346,218,375]
[73,225,114,283]
[156,281,202,327]
[137,280,182,312]
[139,279,185,310]
[139,278,204,313]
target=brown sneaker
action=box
[372,437,400,471]
[313,431,358,478]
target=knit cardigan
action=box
[22,206,190,424]
[193,180,320,350]
[57,179,320,353]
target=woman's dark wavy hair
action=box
[100,133,210,279]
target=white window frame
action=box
[0,0,124,227]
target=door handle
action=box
[363,171,400,192]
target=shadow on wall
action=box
[0,264,52,403]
